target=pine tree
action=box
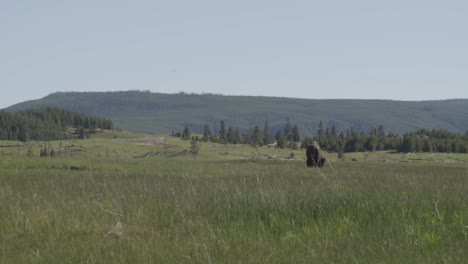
[250,125,264,149]
[317,121,326,147]
[283,118,293,142]
[219,120,226,144]
[422,139,433,152]
[263,121,273,145]
[275,131,287,148]
[202,125,212,142]
[291,124,300,142]
[181,127,191,140]
[226,127,235,144]
[328,125,338,151]
[399,135,412,153]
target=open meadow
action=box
[1,131,468,263]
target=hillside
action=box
[4,91,468,135]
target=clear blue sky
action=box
[1,0,467,108]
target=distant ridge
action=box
[4,91,468,135]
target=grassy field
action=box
[1,131,468,263]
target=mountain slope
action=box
[4,91,468,135]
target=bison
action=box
[306,141,326,167]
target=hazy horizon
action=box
[2,0,467,108]
[4,89,468,110]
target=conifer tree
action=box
[226,127,235,144]
[292,124,301,142]
[219,120,226,144]
[283,118,293,142]
[181,127,191,140]
[202,125,212,142]
[250,125,264,148]
[275,131,287,148]
[263,121,273,145]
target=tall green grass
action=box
[1,156,467,263]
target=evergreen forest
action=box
[178,120,468,154]
[5,91,468,135]
[2,105,467,154]
[0,107,113,142]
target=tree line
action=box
[175,119,301,149]
[305,121,468,154]
[177,120,468,154]
[0,107,113,142]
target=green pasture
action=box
[1,131,467,263]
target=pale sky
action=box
[1,0,467,109]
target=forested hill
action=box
[0,107,113,141]
[4,91,468,135]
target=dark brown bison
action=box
[306,141,326,167]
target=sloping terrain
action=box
[5,91,468,135]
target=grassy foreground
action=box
[1,134,468,263]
